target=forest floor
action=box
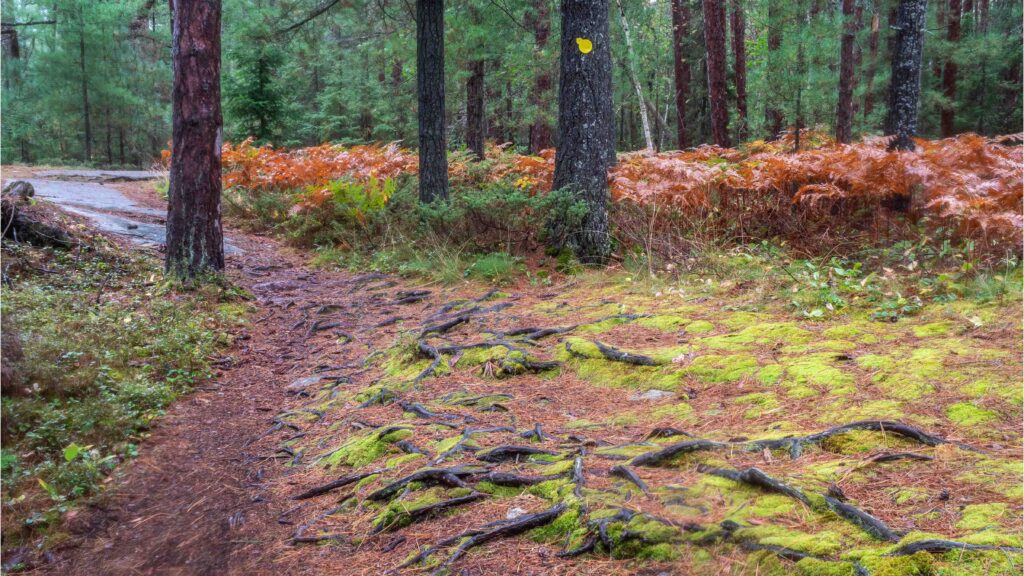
[5,169,1023,575]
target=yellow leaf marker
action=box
[576,37,593,54]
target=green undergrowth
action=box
[0,237,247,547]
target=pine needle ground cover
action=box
[251,267,1022,574]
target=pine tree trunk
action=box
[765,3,783,139]
[836,0,856,143]
[615,0,653,150]
[670,0,690,148]
[702,0,729,147]
[78,10,91,162]
[105,108,113,165]
[466,60,485,160]
[887,0,928,151]
[416,0,449,202]
[730,0,747,141]
[864,11,879,119]
[527,0,553,153]
[940,0,961,137]
[550,0,614,265]
[165,0,224,280]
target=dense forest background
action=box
[2,0,1021,166]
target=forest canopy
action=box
[2,0,1021,164]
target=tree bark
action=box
[615,0,653,150]
[78,9,91,162]
[702,0,729,147]
[729,0,747,141]
[764,2,783,139]
[551,0,614,265]
[940,0,960,137]
[835,0,856,143]
[416,0,449,202]
[886,0,928,151]
[165,0,225,280]
[466,60,485,160]
[863,11,880,119]
[526,0,553,152]
[670,0,690,148]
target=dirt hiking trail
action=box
[14,171,1024,576]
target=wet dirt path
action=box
[17,174,425,575]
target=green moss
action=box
[474,481,522,498]
[857,348,945,400]
[794,558,857,576]
[635,315,690,331]
[455,344,511,367]
[735,525,844,556]
[955,503,1008,530]
[758,364,784,385]
[734,392,781,419]
[857,551,934,575]
[913,321,955,338]
[558,340,682,390]
[385,453,424,467]
[700,322,814,351]
[608,515,681,559]
[743,494,798,518]
[530,507,584,542]
[856,354,894,371]
[527,478,572,501]
[890,487,930,505]
[686,320,715,333]
[318,427,412,468]
[955,457,1024,500]
[721,311,772,328]
[781,353,857,395]
[648,402,693,420]
[946,402,999,426]
[780,340,858,354]
[373,486,471,532]
[819,429,916,455]
[682,354,760,383]
[816,399,908,424]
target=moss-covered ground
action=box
[263,266,1022,575]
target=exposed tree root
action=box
[431,426,516,463]
[629,440,726,467]
[358,388,397,408]
[630,421,955,465]
[696,465,811,506]
[397,503,567,572]
[419,315,469,338]
[609,465,650,494]
[414,341,444,384]
[862,451,935,464]
[823,496,900,542]
[398,401,462,421]
[591,341,662,366]
[366,467,481,502]
[888,539,1023,555]
[473,471,568,486]
[305,319,342,338]
[292,469,384,500]
[371,491,487,534]
[475,445,559,463]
